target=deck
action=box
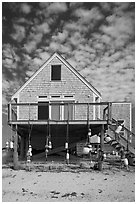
[8,102,112,125]
[8,102,112,169]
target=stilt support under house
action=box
[13,124,19,170]
[98,124,104,171]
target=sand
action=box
[2,161,135,202]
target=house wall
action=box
[111,103,132,131]
[17,56,99,120]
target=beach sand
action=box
[2,160,135,202]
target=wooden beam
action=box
[100,124,104,151]
[13,124,19,170]
[8,120,108,125]
[20,136,25,160]
[10,102,109,106]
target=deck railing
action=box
[8,102,112,123]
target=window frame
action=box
[51,65,61,81]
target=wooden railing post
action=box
[29,103,30,120]
[8,103,12,122]
[103,107,107,120]
[8,103,10,122]
[87,103,89,128]
[108,102,112,124]
[126,130,129,152]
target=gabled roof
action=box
[11,52,101,100]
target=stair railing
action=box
[111,118,135,152]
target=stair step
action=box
[111,141,119,146]
[105,136,112,143]
[109,140,116,145]
[115,144,121,149]
[107,121,135,156]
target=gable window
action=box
[51,65,61,81]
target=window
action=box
[51,95,60,98]
[51,65,61,81]
[64,95,74,98]
[39,96,47,98]
[64,101,74,120]
[38,102,49,120]
[51,101,61,120]
[13,98,17,103]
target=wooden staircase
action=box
[105,118,135,156]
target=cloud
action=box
[101,34,111,45]
[37,50,50,61]
[3,44,14,59]
[47,2,68,14]
[69,31,84,46]
[10,24,26,42]
[36,22,50,34]
[2,75,22,109]
[100,14,134,49]
[52,30,68,43]
[74,6,104,24]
[23,41,37,54]
[23,33,43,53]
[49,41,60,52]
[64,21,88,35]
[99,2,112,11]
[2,44,19,75]
[20,3,32,14]
[25,70,35,79]
[69,2,84,8]
[39,2,50,9]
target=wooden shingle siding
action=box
[18,56,96,120]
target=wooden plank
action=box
[10,102,109,106]
[8,120,108,125]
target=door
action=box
[51,101,61,120]
[38,102,49,120]
[64,102,74,120]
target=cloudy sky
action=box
[2,2,135,144]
